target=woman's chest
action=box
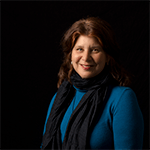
[60,90,113,149]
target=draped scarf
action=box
[41,66,116,149]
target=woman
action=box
[41,17,144,149]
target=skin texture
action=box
[71,35,108,79]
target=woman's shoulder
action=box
[109,85,136,99]
[43,93,57,121]
[107,85,138,109]
[110,85,134,93]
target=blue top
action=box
[42,85,144,149]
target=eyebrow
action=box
[75,46,84,48]
[90,46,102,49]
[75,45,101,48]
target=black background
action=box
[2,1,149,149]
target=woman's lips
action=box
[80,64,94,70]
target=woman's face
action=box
[71,35,108,79]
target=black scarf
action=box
[41,66,116,150]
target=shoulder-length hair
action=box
[57,17,132,88]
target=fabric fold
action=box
[41,66,116,149]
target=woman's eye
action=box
[92,49,99,52]
[77,48,83,51]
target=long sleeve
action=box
[40,93,57,148]
[42,93,57,135]
[41,86,144,149]
[112,88,144,149]
[90,86,144,149]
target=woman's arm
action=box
[113,88,144,149]
[40,93,57,148]
[42,92,57,135]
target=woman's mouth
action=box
[80,64,93,70]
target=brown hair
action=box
[57,17,132,88]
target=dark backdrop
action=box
[2,1,149,149]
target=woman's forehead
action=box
[73,35,103,47]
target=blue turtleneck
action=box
[42,85,144,149]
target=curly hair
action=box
[57,17,132,88]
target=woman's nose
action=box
[82,50,91,62]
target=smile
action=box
[80,64,94,70]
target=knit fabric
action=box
[41,85,144,149]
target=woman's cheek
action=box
[74,55,81,63]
